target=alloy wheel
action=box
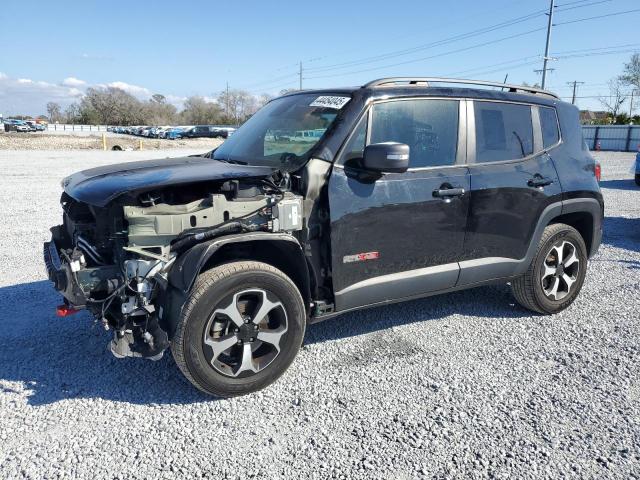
[540,240,580,301]
[202,289,288,378]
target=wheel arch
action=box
[167,233,313,313]
[549,211,594,255]
[553,197,603,258]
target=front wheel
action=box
[171,261,306,397]
[512,223,588,314]
[635,173,640,186]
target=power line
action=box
[554,8,640,26]
[555,0,613,13]
[304,26,546,80]
[304,8,547,74]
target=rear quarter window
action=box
[539,106,560,148]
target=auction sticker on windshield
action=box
[310,96,351,109]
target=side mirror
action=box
[362,142,410,173]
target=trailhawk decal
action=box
[310,96,351,109]
[343,251,380,264]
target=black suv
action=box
[44,78,603,397]
[181,125,228,139]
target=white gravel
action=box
[0,150,638,479]
[0,132,223,151]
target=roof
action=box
[283,77,562,107]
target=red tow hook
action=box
[56,304,80,317]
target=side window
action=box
[539,106,560,148]
[370,99,459,168]
[474,102,533,162]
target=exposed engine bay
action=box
[44,172,303,360]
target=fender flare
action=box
[457,197,603,286]
[167,232,309,294]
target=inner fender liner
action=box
[168,232,306,294]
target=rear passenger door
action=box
[329,98,470,311]
[459,100,562,285]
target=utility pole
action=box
[541,0,555,89]
[567,81,584,105]
[299,61,303,90]
[630,89,639,119]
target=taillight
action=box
[594,161,601,182]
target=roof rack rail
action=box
[363,77,559,99]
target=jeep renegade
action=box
[44,78,603,397]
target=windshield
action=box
[213,93,349,168]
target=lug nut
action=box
[249,337,255,342]
[237,340,242,345]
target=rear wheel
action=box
[635,174,640,186]
[512,223,588,314]
[171,261,306,397]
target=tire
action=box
[512,223,588,314]
[171,261,306,397]
[635,174,640,186]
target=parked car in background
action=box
[211,127,236,138]
[25,121,46,132]
[165,127,184,139]
[635,150,640,186]
[4,119,31,132]
[181,125,213,138]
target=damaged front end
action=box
[44,164,302,361]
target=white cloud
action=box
[0,73,193,115]
[62,77,86,87]
[0,74,86,115]
[107,81,152,98]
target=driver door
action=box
[329,98,470,311]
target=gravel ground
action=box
[0,150,638,479]
[0,132,223,151]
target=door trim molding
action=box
[334,262,460,311]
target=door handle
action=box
[527,175,553,188]
[433,187,465,198]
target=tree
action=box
[217,89,258,125]
[599,78,627,121]
[79,87,147,125]
[620,53,640,90]
[180,96,223,125]
[64,103,81,124]
[46,102,62,123]
[144,97,177,125]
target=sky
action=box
[1,0,639,116]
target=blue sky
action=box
[1,0,639,115]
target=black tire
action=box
[635,174,640,187]
[171,261,306,397]
[512,223,588,314]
